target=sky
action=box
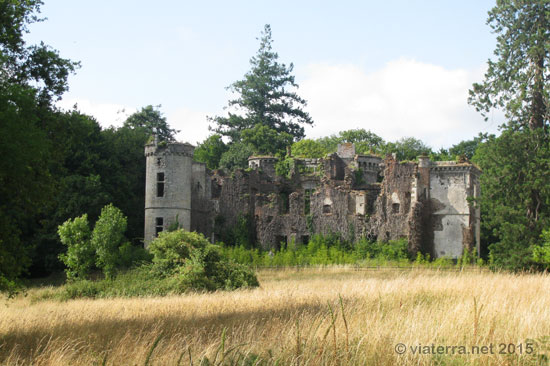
[26,0,503,149]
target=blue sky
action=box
[27,0,502,149]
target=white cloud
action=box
[169,107,213,145]
[56,98,137,128]
[299,59,501,148]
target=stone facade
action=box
[144,140,481,258]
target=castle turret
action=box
[144,138,194,246]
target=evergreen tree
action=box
[210,24,313,152]
[469,0,550,269]
[468,0,550,131]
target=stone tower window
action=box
[392,203,400,214]
[157,172,165,197]
[155,217,163,236]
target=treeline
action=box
[194,128,485,171]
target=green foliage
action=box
[148,230,209,272]
[448,134,486,160]
[219,142,255,170]
[91,204,128,279]
[58,205,143,280]
[123,105,178,142]
[146,229,259,291]
[473,129,550,270]
[533,228,550,265]
[468,0,550,130]
[338,129,385,154]
[275,156,295,178]
[55,229,258,299]
[0,0,78,103]
[315,129,385,155]
[241,124,293,156]
[210,24,312,148]
[58,214,95,280]
[220,235,411,267]
[194,134,228,170]
[381,137,432,161]
[291,139,327,158]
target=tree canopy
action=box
[469,0,550,131]
[123,105,178,142]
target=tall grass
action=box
[1,267,549,365]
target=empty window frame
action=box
[392,203,400,214]
[155,217,164,236]
[279,192,290,214]
[157,172,165,197]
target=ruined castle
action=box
[144,139,481,258]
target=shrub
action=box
[148,230,209,272]
[91,204,128,278]
[148,229,259,291]
[58,214,95,280]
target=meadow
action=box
[1,267,549,365]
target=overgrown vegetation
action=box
[55,226,258,299]
[219,235,479,269]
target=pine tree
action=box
[468,0,550,270]
[210,25,313,149]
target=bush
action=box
[58,214,95,280]
[148,230,209,272]
[58,204,145,281]
[148,229,259,291]
[91,204,128,278]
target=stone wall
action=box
[144,142,481,258]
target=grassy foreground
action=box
[1,267,550,365]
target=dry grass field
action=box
[1,267,550,365]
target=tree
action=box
[472,129,550,270]
[194,134,228,170]
[381,137,432,161]
[219,142,255,171]
[210,24,313,150]
[91,204,127,279]
[448,134,487,160]
[240,124,293,156]
[58,214,95,280]
[291,139,328,158]
[0,1,77,292]
[339,129,385,154]
[0,1,78,103]
[314,129,386,156]
[468,0,550,131]
[468,1,550,270]
[124,105,178,142]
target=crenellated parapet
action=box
[145,141,195,157]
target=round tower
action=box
[144,138,195,247]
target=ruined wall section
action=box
[369,158,416,243]
[191,162,214,239]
